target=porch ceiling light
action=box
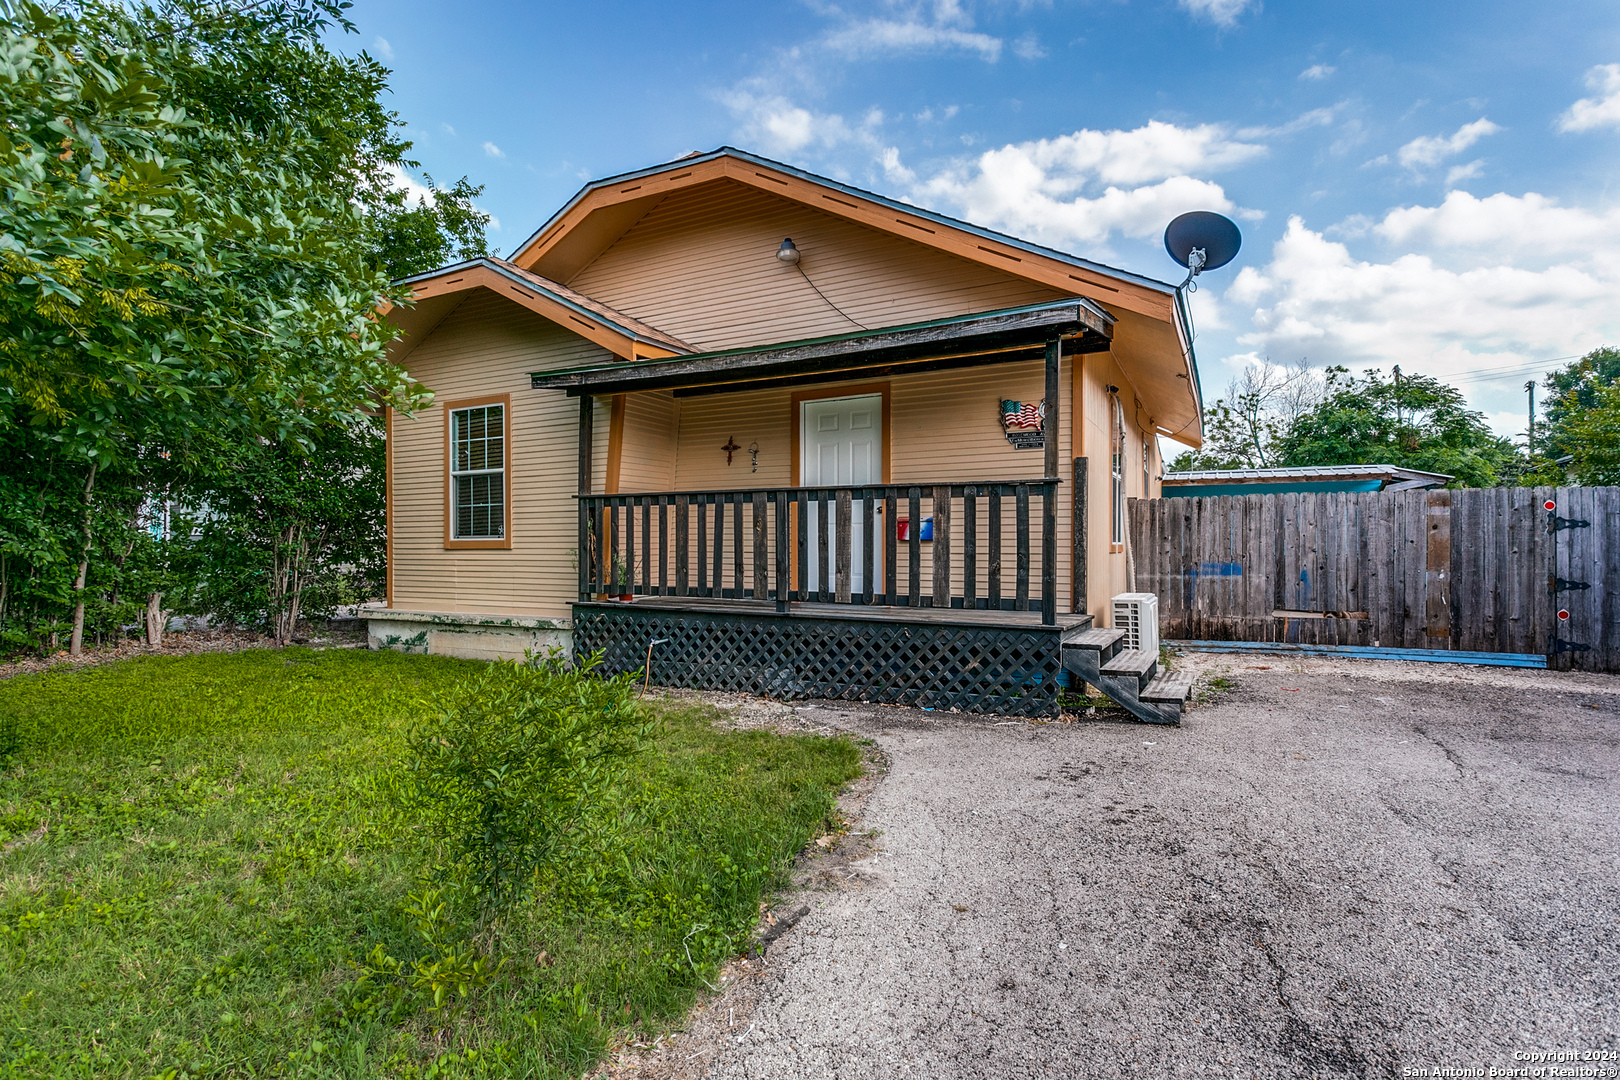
[776,237,800,265]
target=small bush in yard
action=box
[407,650,648,917]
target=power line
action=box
[1445,355,1582,386]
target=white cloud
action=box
[1396,118,1500,171]
[1012,32,1047,60]
[371,36,393,60]
[441,122,456,137]
[721,89,860,154]
[1444,159,1484,185]
[1179,0,1259,28]
[1373,190,1620,264]
[911,121,1263,250]
[1236,105,1340,139]
[1299,64,1335,80]
[482,141,505,159]
[822,0,1003,62]
[1222,203,1620,434]
[1559,63,1620,133]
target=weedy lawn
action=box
[0,648,861,1079]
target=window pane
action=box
[455,473,504,538]
[453,405,503,473]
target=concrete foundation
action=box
[364,608,572,662]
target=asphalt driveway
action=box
[607,654,1620,1080]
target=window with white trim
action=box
[1110,394,1125,545]
[451,404,505,539]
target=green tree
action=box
[1538,346,1620,460]
[1516,346,1620,486]
[369,173,491,280]
[1270,366,1519,488]
[188,419,385,643]
[0,0,486,652]
[1170,359,1323,471]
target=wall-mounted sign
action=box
[1001,398,1045,450]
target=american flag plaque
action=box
[1000,398,1045,450]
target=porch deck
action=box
[617,594,1092,631]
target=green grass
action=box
[0,648,861,1079]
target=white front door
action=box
[801,394,882,594]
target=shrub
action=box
[405,650,647,916]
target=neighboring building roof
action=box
[1161,464,1453,498]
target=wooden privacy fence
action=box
[1129,486,1619,672]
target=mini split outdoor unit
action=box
[1111,593,1160,655]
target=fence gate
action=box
[1130,486,1619,672]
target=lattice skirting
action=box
[573,603,1062,717]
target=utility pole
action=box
[1525,380,1536,449]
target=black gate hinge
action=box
[1550,577,1592,594]
[1551,636,1592,655]
[1548,515,1591,532]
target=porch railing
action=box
[579,479,1060,624]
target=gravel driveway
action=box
[606,654,1620,1080]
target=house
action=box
[367,148,1202,717]
[1161,464,1452,498]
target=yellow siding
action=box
[566,179,1067,352]
[1077,350,1156,624]
[614,391,678,493]
[389,289,615,619]
[607,359,1080,611]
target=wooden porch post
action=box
[1042,338,1060,624]
[1072,456,1088,615]
[577,394,594,495]
[577,395,593,602]
[1044,338,1060,481]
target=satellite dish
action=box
[1163,211,1241,289]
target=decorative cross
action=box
[721,435,741,465]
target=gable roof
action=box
[509,147,1179,324]
[383,257,694,364]
[504,147,1202,443]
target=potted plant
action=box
[612,555,634,602]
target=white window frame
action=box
[447,400,508,544]
[1111,393,1126,546]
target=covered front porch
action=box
[530,299,1112,714]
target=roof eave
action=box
[390,257,690,355]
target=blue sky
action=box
[338,0,1620,442]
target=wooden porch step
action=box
[1062,627,1124,651]
[1140,670,1193,703]
[1100,647,1157,682]
[1057,615,1095,642]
